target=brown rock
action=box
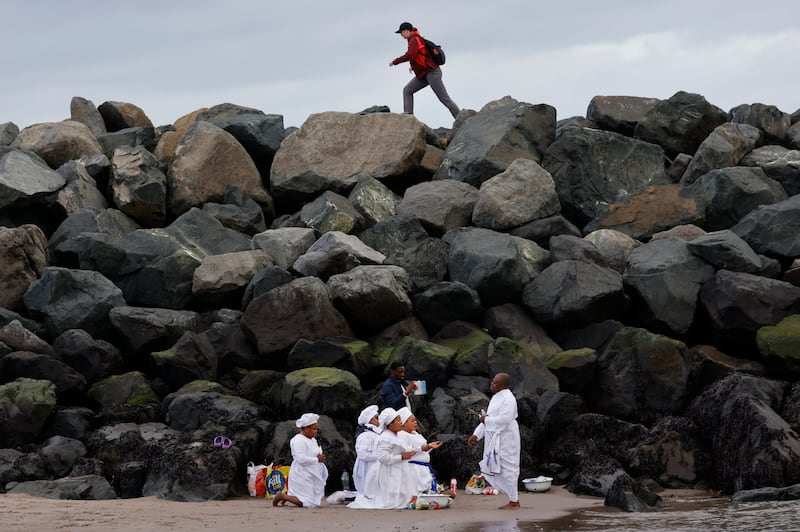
[0,225,48,310]
[11,121,104,169]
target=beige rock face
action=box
[270,112,427,199]
[11,121,104,169]
[153,108,207,166]
[191,249,272,298]
[0,225,48,310]
[167,121,270,215]
[98,101,154,131]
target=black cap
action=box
[395,22,413,33]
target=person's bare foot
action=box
[499,501,520,509]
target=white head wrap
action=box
[396,407,413,424]
[296,412,320,428]
[378,407,399,428]
[358,405,379,426]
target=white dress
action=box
[471,388,520,502]
[352,427,380,493]
[286,433,329,508]
[347,429,415,509]
[399,430,435,493]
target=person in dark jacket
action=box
[380,361,417,410]
[389,22,460,119]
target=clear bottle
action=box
[341,470,351,491]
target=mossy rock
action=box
[389,336,456,387]
[271,367,363,420]
[757,314,800,379]
[88,371,159,407]
[436,327,493,377]
[546,348,598,394]
[0,378,58,445]
[488,337,559,397]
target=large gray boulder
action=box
[347,176,400,226]
[699,270,800,351]
[0,351,87,399]
[445,227,550,307]
[241,277,353,357]
[192,250,272,307]
[472,158,560,230]
[586,95,660,136]
[299,190,365,234]
[70,96,107,135]
[396,179,478,234]
[87,371,160,408]
[23,266,126,338]
[740,145,800,196]
[412,281,483,333]
[481,303,562,358]
[589,327,691,424]
[434,99,556,187]
[110,146,167,227]
[292,231,385,280]
[486,337,559,399]
[543,126,669,225]
[0,378,58,446]
[0,149,67,210]
[7,475,117,500]
[165,390,261,431]
[202,185,268,236]
[251,227,316,270]
[0,224,48,310]
[196,103,285,177]
[47,207,140,265]
[623,238,715,336]
[680,122,763,185]
[633,91,727,158]
[686,374,800,493]
[50,159,109,216]
[685,230,763,273]
[98,100,153,131]
[732,194,800,261]
[687,166,788,231]
[150,332,218,390]
[583,230,640,273]
[10,121,104,169]
[268,367,363,420]
[729,102,791,144]
[108,306,202,355]
[0,121,20,146]
[39,435,88,477]
[360,214,449,292]
[270,112,426,201]
[167,120,271,216]
[523,260,626,327]
[327,265,412,330]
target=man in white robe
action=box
[468,373,521,509]
[272,413,329,508]
[348,408,417,509]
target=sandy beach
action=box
[0,485,603,532]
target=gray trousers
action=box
[403,68,460,119]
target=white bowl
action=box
[415,493,453,508]
[522,476,553,492]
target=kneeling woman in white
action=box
[352,405,381,494]
[272,413,329,508]
[397,407,442,493]
[348,408,417,509]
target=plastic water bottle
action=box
[450,477,457,494]
[341,470,351,491]
[484,488,498,495]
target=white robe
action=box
[353,427,380,493]
[471,388,520,502]
[286,433,329,508]
[347,429,415,509]
[399,430,435,493]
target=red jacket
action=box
[392,30,438,79]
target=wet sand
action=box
[0,485,603,532]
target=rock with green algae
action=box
[388,336,456,387]
[88,371,159,407]
[0,378,57,445]
[433,323,493,377]
[488,337,559,397]
[546,348,598,394]
[757,314,800,379]
[271,367,363,420]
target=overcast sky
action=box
[2,1,798,131]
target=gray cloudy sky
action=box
[2,1,798,131]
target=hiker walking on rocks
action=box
[389,22,460,119]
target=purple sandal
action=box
[213,436,232,449]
